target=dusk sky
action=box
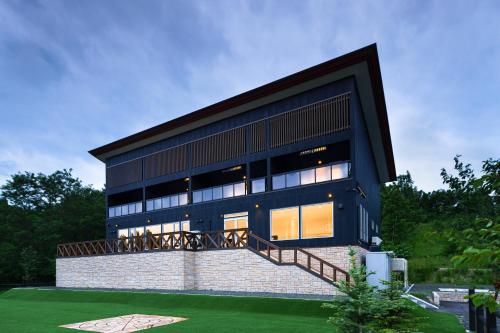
[0,0,499,192]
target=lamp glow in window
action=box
[270,207,299,240]
[315,166,331,182]
[300,169,315,185]
[233,182,246,196]
[146,224,161,235]
[301,202,333,238]
[332,163,349,180]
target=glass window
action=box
[223,184,234,198]
[130,226,144,237]
[332,163,349,180]
[301,202,333,238]
[270,207,299,241]
[115,206,122,216]
[193,191,202,203]
[109,207,115,218]
[315,166,331,182]
[181,220,190,231]
[233,182,246,196]
[170,195,179,207]
[146,200,154,212]
[161,196,170,208]
[300,169,315,185]
[136,202,143,213]
[202,189,213,202]
[153,198,162,210]
[213,187,223,200]
[179,193,188,206]
[146,224,161,235]
[121,204,129,215]
[285,172,300,187]
[128,203,136,214]
[252,178,266,193]
[163,222,180,233]
[272,175,286,190]
[118,228,129,238]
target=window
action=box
[213,187,223,200]
[161,196,170,208]
[272,174,286,190]
[202,188,212,201]
[115,206,122,216]
[359,204,369,242]
[162,222,179,233]
[179,193,188,205]
[181,221,190,231]
[136,202,143,213]
[234,182,246,196]
[146,200,154,211]
[315,166,331,182]
[130,226,144,237]
[193,191,202,203]
[252,178,266,193]
[118,228,128,238]
[146,224,161,235]
[286,172,300,187]
[223,184,234,198]
[300,169,315,185]
[128,203,136,214]
[301,202,333,238]
[109,207,115,218]
[332,163,349,180]
[153,198,162,210]
[170,195,179,207]
[270,207,299,240]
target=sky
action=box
[0,0,499,192]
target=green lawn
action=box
[0,288,464,332]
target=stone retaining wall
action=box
[56,246,365,296]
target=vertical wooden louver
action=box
[269,93,350,148]
[106,159,142,188]
[144,145,188,179]
[191,127,246,168]
[249,120,266,153]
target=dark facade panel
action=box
[192,127,246,168]
[269,93,351,148]
[106,159,142,188]
[249,120,266,153]
[144,145,188,179]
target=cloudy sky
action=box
[0,0,499,191]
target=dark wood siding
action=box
[192,127,246,168]
[249,120,266,153]
[106,159,142,188]
[269,93,350,148]
[144,145,188,179]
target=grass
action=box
[0,288,464,332]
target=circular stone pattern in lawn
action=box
[59,314,187,332]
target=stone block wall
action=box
[57,246,366,296]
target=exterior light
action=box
[255,203,260,208]
[114,224,119,228]
[147,219,151,224]
[184,177,190,182]
[318,160,322,165]
[243,175,247,179]
[185,188,189,191]
[185,213,189,218]
[327,193,333,199]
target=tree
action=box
[322,248,380,333]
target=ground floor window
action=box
[270,207,299,240]
[301,202,333,238]
[223,212,248,230]
[270,201,334,241]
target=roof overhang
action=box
[89,44,396,182]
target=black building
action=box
[90,44,396,250]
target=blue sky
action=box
[0,0,499,191]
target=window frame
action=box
[269,206,300,241]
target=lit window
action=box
[332,163,349,180]
[272,175,286,190]
[121,204,129,215]
[118,228,128,238]
[170,195,179,207]
[213,187,223,200]
[162,197,170,208]
[136,202,142,213]
[115,206,122,216]
[109,207,115,218]
[286,172,300,187]
[146,224,161,235]
[270,207,299,240]
[300,169,315,185]
[202,189,213,201]
[179,193,188,205]
[315,166,331,182]
[128,203,136,214]
[252,178,266,193]
[162,222,179,233]
[130,226,144,237]
[153,198,161,210]
[181,220,190,231]
[146,200,154,212]
[301,202,333,238]
[223,185,234,198]
[234,182,246,196]
[193,191,202,203]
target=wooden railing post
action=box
[278,248,282,263]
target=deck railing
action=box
[57,228,348,285]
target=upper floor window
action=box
[271,162,350,191]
